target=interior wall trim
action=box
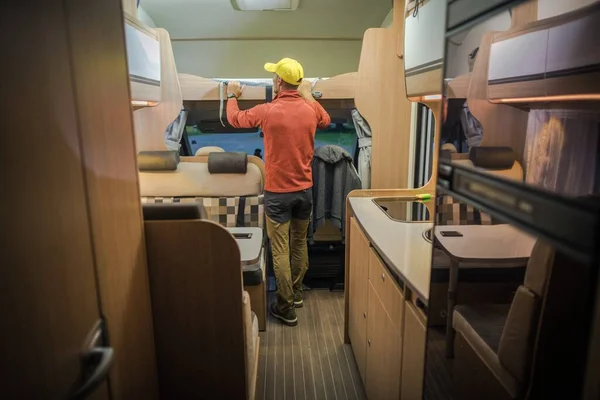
[405,58,444,77]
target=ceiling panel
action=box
[140,0,392,38]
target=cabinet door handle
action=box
[367,340,371,347]
[381,273,385,282]
[363,312,367,319]
[69,320,114,400]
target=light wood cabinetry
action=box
[401,302,427,400]
[348,217,371,380]
[366,283,403,400]
[369,249,405,330]
[347,220,425,400]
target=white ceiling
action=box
[140,0,392,39]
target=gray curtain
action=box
[352,109,372,189]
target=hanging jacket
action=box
[309,145,362,243]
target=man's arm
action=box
[226,81,268,129]
[298,81,331,129]
[311,101,331,130]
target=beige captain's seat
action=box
[138,151,268,331]
[141,201,259,398]
[139,151,264,228]
[195,146,224,156]
[452,240,555,399]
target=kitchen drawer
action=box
[368,248,404,331]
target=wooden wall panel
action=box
[467,32,529,165]
[65,0,159,398]
[421,100,442,193]
[510,0,538,28]
[447,73,471,99]
[133,28,183,151]
[312,72,357,99]
[1,2,104,397]
[145,220,248,399]
[122,0,137,17]
[406,68,444,98]
[355,0,413,189]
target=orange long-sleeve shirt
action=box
[227,90,331,193]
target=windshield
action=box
[185,123,358,159]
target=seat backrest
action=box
[436,147,523,226]
[497,239,555,384]
[138,151,265,228]
[142,203,207,221]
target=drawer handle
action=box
[363,312,367,319]
[381,273,385,282]
[367,340,371,347]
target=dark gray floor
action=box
[424,328,455,400]
[256,290,367,400]
[256,289,454,400]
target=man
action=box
[227,58,331,326]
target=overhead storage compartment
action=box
[404,0,446,97]
[488,3,600,103]
[124,14,161,104]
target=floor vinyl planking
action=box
[257,290,367,400]
[424,328,455,400]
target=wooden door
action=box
[0,2,107,398]
[401,302,427,400]
[65,0,159,397]
[366,283,403,400]
[348,218,371,381]
[1,1,158,398]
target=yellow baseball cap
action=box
[264,58,304,85]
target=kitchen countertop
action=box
[349,197,433,304]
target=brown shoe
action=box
[293,292,303,308]
[270,302,298,326]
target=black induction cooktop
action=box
[373,198,431,222]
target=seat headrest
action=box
[138,151,180,171]
[208,152,248,174]
[195,146,225,156]
[142,203,207,221]
[469,147,516,170]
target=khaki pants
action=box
[266,216,310,312]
